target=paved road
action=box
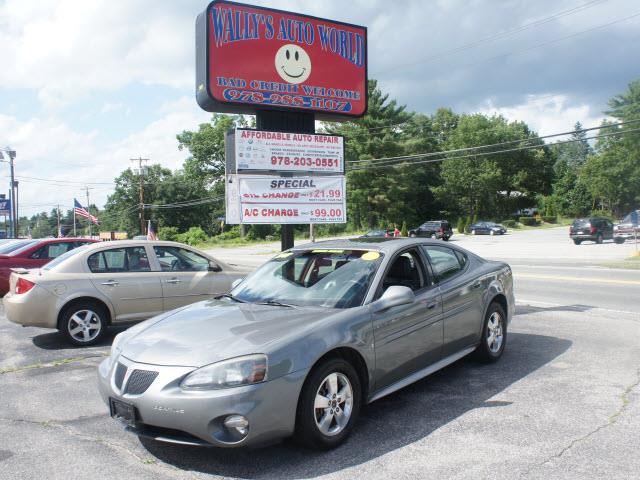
[1,227,639,479]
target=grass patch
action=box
[601,253,640,270]
[0,356,96,375]
[195,231,363,249]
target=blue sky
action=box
[1,0,638,217]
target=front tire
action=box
[474,302,507,363]
[409,232,416,238]
[614,237,625,244]
[471,229,476,235]
[294,358,361,450]
[60,301,108,346]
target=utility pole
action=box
[82,186,93,237]
[56,204,61,238]
[130,157,149,235]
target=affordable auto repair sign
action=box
[196,0,367,119]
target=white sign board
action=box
[234,129,344,173]
[228,175,346,224]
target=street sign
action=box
[196,0,367,120]
[232,128,344,173]
[0,198,10,216]
[226,174,346,224]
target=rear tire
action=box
[59,301,108,347]
[573,239,581,245]
[474,302,507,363]
[294,358,361,450]
[614,237,625,244]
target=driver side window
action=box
[381,249,426,293]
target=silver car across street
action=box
[98,238,514,449]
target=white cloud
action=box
[478,94,606,137]
[0,97,211,217]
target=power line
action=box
[349,119,640,166]
[373,0,609,75]
[348,127,640,171]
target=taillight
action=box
[590,226,597,234]
[15,278,35,295]
[439,228,444,233]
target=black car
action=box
[570,217,614,245]
[408,220,452,240]
[469,222,507,235]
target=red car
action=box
[0,238,98,296]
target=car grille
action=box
[125,369,159,395]
[114,362,127,390]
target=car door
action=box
[422,245,485,356]
[371,248,443,390]
[604,219,614,240]
[152,245,229,311]
[88,246,163,322]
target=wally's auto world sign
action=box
[226,175,346,224]
[232,128,344,173]
[196,0,367,120]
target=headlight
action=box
[180,354,267,390]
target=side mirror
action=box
[371,285,415,313]
[208,261,222,272]
[231,278,243,289]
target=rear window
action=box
[0,240,38,255]
[572,219,590,227]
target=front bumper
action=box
[3,285,59,328]
[98,355,307,448]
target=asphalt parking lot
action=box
[1,228,639,480]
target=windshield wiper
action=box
[215,293,246,303]
[255,300,297,308]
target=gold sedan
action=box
[4,240,248,346]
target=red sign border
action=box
[196,0,368,121]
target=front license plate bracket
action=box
[109,398,137,427]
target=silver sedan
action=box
[97,238,514,449]
[4,240,246,346]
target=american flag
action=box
[147,220,157,240]
[74,198,99,225]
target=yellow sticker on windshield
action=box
[274,252,293,259]
[361,251,380,261]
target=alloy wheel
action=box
[67,309,102,343]
[314,372,353,436]
[486,311,504,353]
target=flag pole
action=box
[73,206,76,237]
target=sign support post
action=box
[256,110,316,251]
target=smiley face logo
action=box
[275,44,312,84]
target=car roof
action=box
[292,237,461,254]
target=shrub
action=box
[215,226,241,241]
[590,209,615,221]
[519,216,539,226]
[400,221,408,237]
[158,226,179,241]
[177,226,209,246]
[502,220,516,228]
[541,216,557,224]
[457,218,465,234]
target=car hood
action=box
[120,299,331,367]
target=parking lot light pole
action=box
[0,148,16,238]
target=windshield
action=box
[0,240,38,255]
[232,249,384,309]
[42,244,92,270]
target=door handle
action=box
[472,282,482,289]
[426,302,437,310]
[165,278,181,284]
[101,280,119,286]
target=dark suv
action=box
[569,217,614,245]
[409,220,453,240]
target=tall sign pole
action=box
[83,186,93,237]
[196,1,367,251]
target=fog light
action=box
[224,415,249,436]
